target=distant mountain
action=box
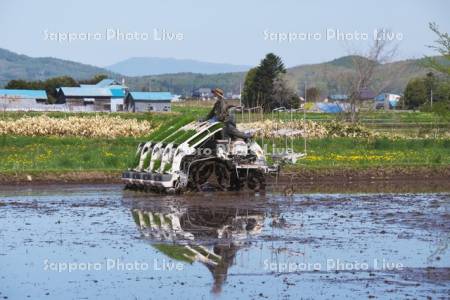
[106,57,251,76]
[0,47,432,96]
[0,48,116,87]
[125,56,431,96]
[286,55,431,95]
[125,72,247,97]
[326,55,373,68]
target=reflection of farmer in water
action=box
[208,244,239,294]
[202,88,252,140]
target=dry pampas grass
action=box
[0,115,154,138]
[238,120,372,138]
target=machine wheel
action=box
[194,161,215,189]
[189,160,233,191]
[246,170,266,192]
[214,161,232,191]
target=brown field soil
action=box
[0,166,449,193]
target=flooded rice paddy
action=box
[0,183,449,299]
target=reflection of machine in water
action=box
[131,204,265,293]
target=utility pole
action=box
[239,82,242,107]
[427,72,434,108]
[304,81,307,109]
[431,89,433,108]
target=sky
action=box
[0,0,449,68]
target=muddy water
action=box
[0,184,449,299]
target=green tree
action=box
[403,78,428,109]
[435,80,450,102]
[422,23,450,115]
[242,53,286,111]
[425,23,450,76]
[78,74,109,85]
[5,80,32,90]
[242,68,257,107]
[6,75,86,103]
[272,74,298,108]
[44,76,78,103]
[404,74,450,110]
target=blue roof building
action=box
[128,92,173,101]
[192,88,213,99]
[57,78,129,112]
[0,89,48,100]
[329,94,349,101]
[57,78,172,112]
[328,88,376,102]
[109,85,127,98]
[58,87,112,98]
[96,79,120,87]
[125,92,173,112]
[358,87,376,100]
[0,89,49,110]
[79,79,121,88]
[375,93,401,109]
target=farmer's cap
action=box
[211,88,224,98]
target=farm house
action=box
[124,92,172,112]
[57,79,128,112]
[0,89,48,110]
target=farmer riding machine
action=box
[122,88,301,193]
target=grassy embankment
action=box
[0,107,449,180]
[0,136,449,176]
